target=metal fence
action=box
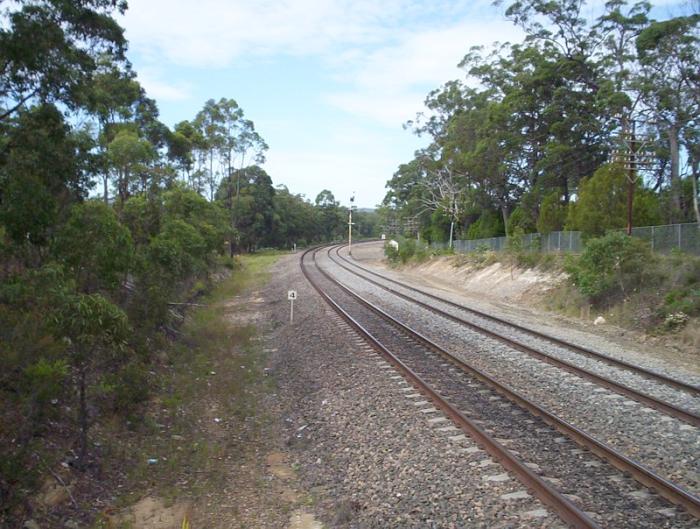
[429,222,699,255]
[627,223,700,255]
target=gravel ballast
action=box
[261,252,571,528]
[311,248,699,528]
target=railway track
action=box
[302,245,700,528]
[329,244,700,427]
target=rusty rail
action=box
[307,245,700,519]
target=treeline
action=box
[0,1,375,519]
[382,0,699,242]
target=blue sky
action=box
[117,0,687,208]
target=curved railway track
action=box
[330,244,700,427]
[301,244,700,528]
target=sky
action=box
[117,1,525,208]
[117,0,689,209]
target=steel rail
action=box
[301,246,603,529]
[327,246,700,427]
[312,245,700,519]
[334,243,700,397]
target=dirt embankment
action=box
[351,242,567,307]
[349,242,699,376]
[399,257,567,306]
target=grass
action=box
[96,252,281,526]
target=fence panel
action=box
[629,223,699,255]
[426,223,697,255]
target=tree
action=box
[635,14,700,220]
[193,99,224,201]
[218,166,276,251]
[51,292,129,469]
[315,190,345,241]
[536,190,567,234]
[52,201,133,294]
[0,1,127,121]
[0,104,86,251]
[107,129,155,202]
[80,56,143,202]
[566,163,660,236]
[418,159,465,248]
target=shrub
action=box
[565,163,662,238]
[466,211,504,239]
[384,241,400,262]
[565,232,657,305]
[507,206,536,235]
[384,237,430,264]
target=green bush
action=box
[565,163,662,238]
[384,241,400,262]
[507,205,536,235]
[565,232,657,305]
[384,237,431,264]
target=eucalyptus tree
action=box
[0,104,87,256]
[193,99,225,200]
[634,14,700,219]
[107,129,156,203]
[0,0,127,121]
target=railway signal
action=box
[348,193,356,255]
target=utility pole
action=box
[626,121,637,236]
[614,117,654,236]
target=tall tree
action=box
[635,14,700,219]
[0,1,127,120]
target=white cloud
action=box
[123,0,405,67]
[136,69,191,102]
[122,0,521,126]
[121,1,495,67]
[324,19,523,126]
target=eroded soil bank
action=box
[349,241,699,378]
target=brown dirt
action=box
[111,497,190,529]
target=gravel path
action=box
[313,247,700,501]
[263,252,571,528]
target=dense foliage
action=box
[382,1,700,241]
[0,1,378,521]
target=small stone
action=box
[523,508,549,518]
[483,472,510,482]
[436,425,459,432]
[501,490,530,500]
[628,489,652,500]
[593,316,606,325]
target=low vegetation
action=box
[90,253,279,528]
[384,232,700,346]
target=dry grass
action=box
[90,253,281,528]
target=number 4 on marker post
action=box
[288,290,297,323]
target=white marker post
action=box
[288,289,297,323]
